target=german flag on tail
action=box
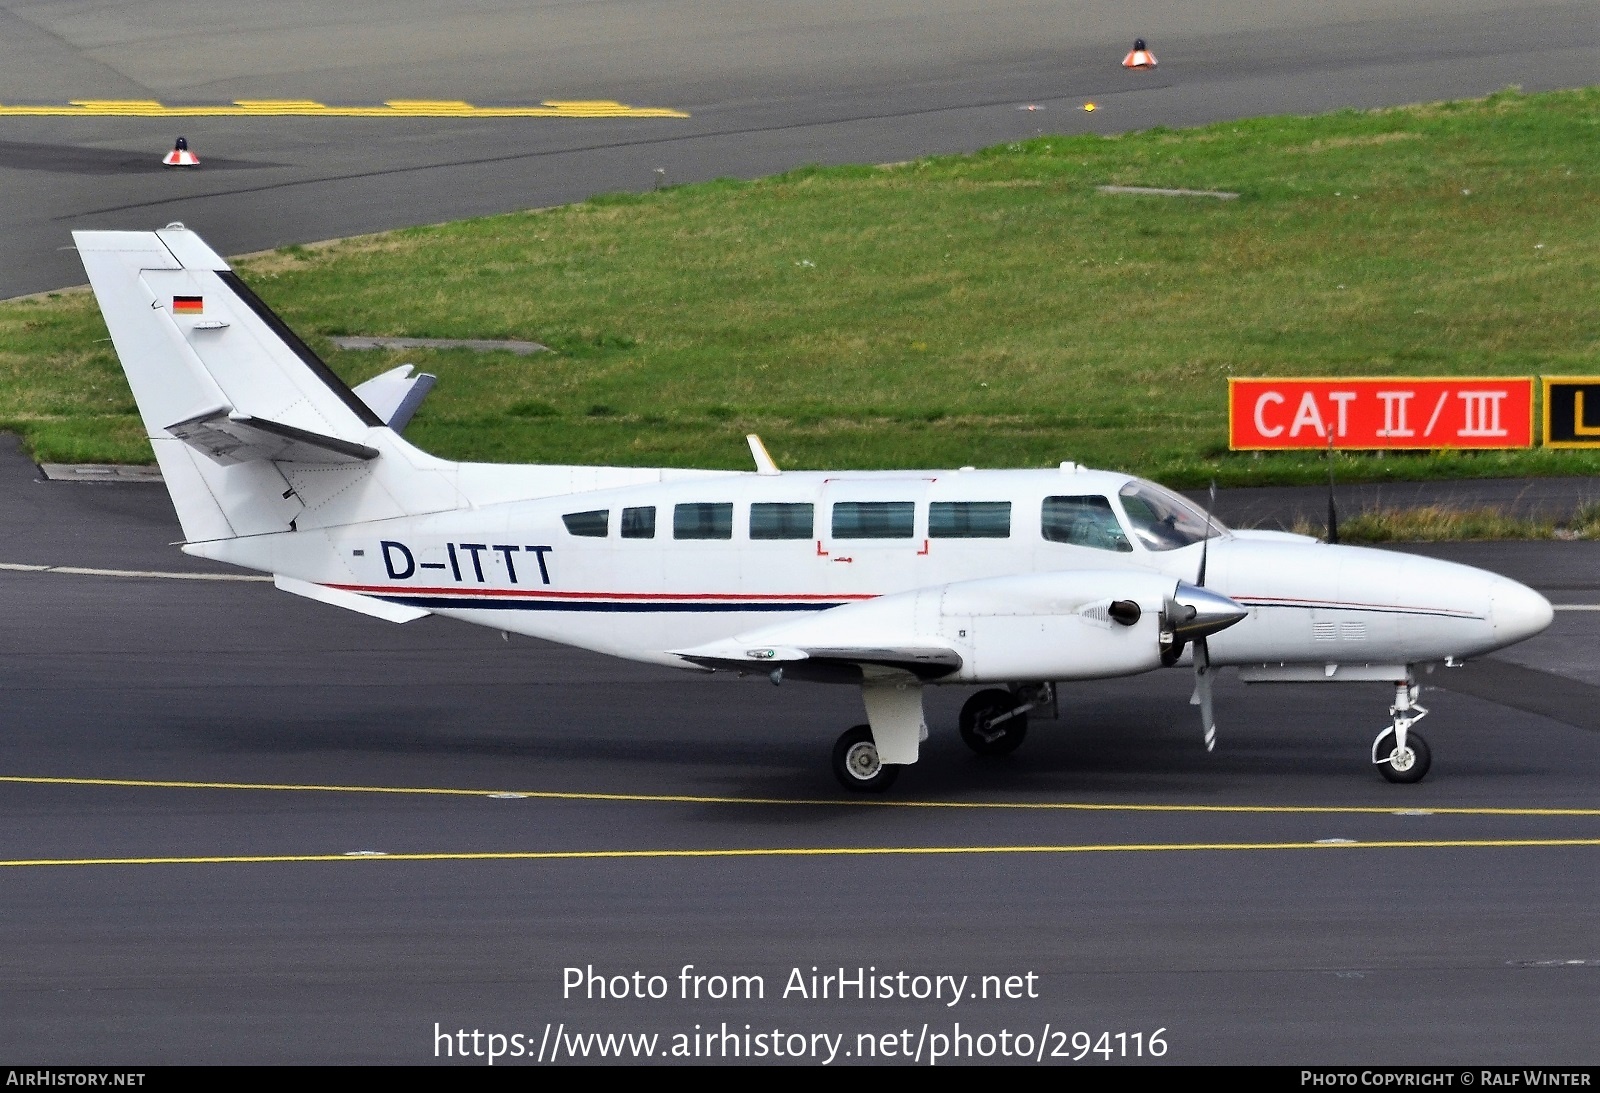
[173,295,203,314]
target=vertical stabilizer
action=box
[75,226,462,541]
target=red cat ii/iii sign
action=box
[1228,377,1534,450]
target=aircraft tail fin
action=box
[75,225,459,542]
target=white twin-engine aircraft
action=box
[77,226,1554,791]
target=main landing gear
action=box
[831,683,1055,792]
[958,684,1052,756]
[1373,679,1431,784]
[832,724,898,792]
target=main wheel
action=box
[832,724,899,792]
[1376,730,1432,784]
[959,688,1029,756]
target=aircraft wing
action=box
[671,568,1198,685]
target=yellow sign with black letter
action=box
[1542,377,1600,447]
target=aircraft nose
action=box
[1490,576,1554,646]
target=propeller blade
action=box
[1196,479,1217,587]
[1189,636,1217,751]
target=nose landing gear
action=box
[1373,679,1431,784]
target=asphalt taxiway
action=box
[3,0,1599,1065]
[1,437,1597,1064]
[4,0,1598,299]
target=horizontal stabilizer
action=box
[167,406,380,466]
[274,575,431,623]
[352,365,437,432]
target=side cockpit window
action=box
[562,509,609,537]
[1041,496,1131,553]
[621,506,656,539]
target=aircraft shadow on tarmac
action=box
[142,669,1565,804]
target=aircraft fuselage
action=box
[193,464,1552,682]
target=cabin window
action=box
[1117,480,1223,552]
[621,506,656,539]
[674,502,734,540]
[832,501,915,539]
[1041,496,1131,553]
[562,509,609,538]
[750,502,814,540]
[929,501,1011,539]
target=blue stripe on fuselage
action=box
[377,596,846,613]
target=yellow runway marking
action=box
[4,775,1597,817]
[0,99,688,118]
[5,838,1600,869]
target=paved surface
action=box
[4,0,1597,299]
[2,439,1598,1065]
[3,1,1599,1066]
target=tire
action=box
[1376,730,1432,784]
[959,688,1029,756]
[832,724,899,792]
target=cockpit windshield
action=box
[1116,480,1227,552]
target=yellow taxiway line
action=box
[0,99,687,118]
[3,775,1597,817]
[5,839,1600,869]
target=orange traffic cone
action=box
[162,136,200,168]
[1122,38,1157,69]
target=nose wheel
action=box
[1374,729,1431,784]
[1373,678,1431,783]
[832,724,899,792]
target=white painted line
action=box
[1553,605,1600,612]
[0,561,270,582]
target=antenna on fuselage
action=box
[747,434,781,476]
[1325,432,1339,544]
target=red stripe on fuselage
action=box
[326,582,877,602]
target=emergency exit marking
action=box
[1541,377,1600,448]
[1228,378,1534,450]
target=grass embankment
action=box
[1305,505,1600,543]
[2,87,1597,484]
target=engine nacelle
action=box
[937,570,1189,682]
